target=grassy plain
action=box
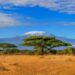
[0,55,75,75]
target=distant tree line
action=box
[0,36,75,55]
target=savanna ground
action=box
[0,55,75,75]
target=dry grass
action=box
[0,55,75,75]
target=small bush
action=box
[57,50,65,55]
[3,49,20,54]
[64,48,72,54]
[21,50,34,55]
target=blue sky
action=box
[0,0,75,39]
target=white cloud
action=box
[0,13,19,27]
[54,22,75,26]
[24,31,46,36]
[0,0,75,14]
[63,22,75,26]
[0,13,75,27]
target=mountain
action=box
[24,31,54,36]
[0,31,75,49]
[56,36,75,45]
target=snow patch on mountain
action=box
[24,31,46,36]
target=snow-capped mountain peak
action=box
[24,31,46,36]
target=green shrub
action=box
[50,49,57,54]
[64,48,72,54]
[64,47,75,55]
[21,50,34,55]
[57,50,65,55]
[3,49,20,54]
[57,47,75,55]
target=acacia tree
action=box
[0,43,17,51]
[22,36,71,55]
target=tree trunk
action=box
[40,46,44,55]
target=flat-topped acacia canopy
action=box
[22,36,71,55]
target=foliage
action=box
[0,43,17,50]
[64,47,75,55]
[64,47,73,54]
[57,47,75,55]
[21,36,71,55]
[20,50,34,55]
[3,49,20,54]
[57,50,66,55]
[49,49,57,54]
[0,43,18,55]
